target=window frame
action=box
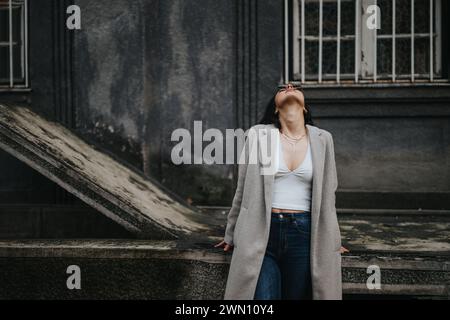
[290,0,447,86]
[0,0,29,90]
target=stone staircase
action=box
[0,206,449,299]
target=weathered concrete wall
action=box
[307,86,450,209]
[74,0,146,166]
[74,0,237,206]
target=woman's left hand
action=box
[340,246,349,254]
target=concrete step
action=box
[0,239,448,299]
[342,252,450,298]
[336,211,450,255]
[337,208,450,216]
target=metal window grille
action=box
[292,0,443,84]
[0,0,28,89]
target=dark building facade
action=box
[0,0,450,299]
[1,0,449,210]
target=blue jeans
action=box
[253,211,312,300]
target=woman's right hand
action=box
[214,239,233,252]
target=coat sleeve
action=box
[223,130,253,246]
[326,131,342,243]
[327,132,339,192]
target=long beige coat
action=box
[223,123,342,300]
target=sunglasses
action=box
[277,83,303,93]
[275,83,308,110]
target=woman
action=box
[215,83,347,300]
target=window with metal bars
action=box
[0,0,28,89]
[292,0,444,84]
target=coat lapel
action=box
[262,124,326,226]
[307,124,326,241]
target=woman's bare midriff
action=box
[271,207,307,214]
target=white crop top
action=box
[271,132,313,211]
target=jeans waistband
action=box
[271,211,311,219]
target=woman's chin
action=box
[283,115,303,124]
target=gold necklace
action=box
[281,132,306,148]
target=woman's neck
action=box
[280,118,306,138]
